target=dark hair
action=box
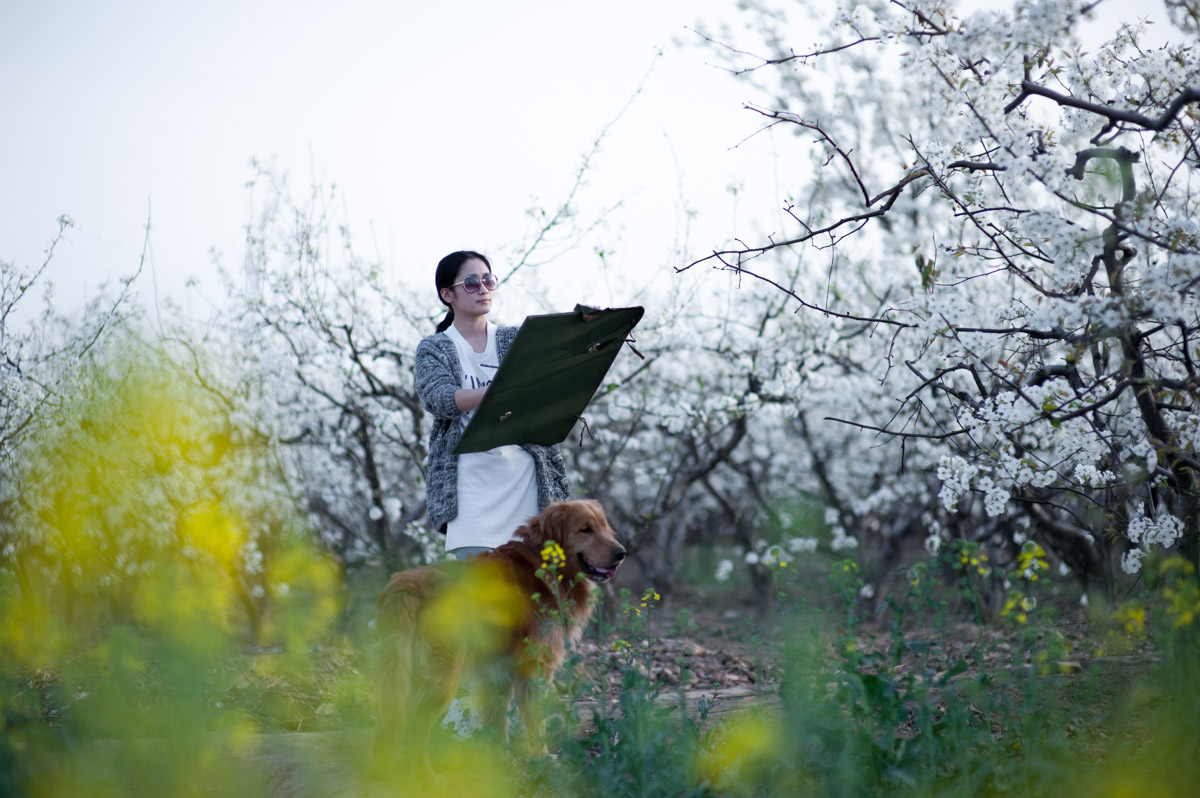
[434,250,492,333]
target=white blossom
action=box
[830,526,858,551]
[715,559,734,583]
[787,536,819,553]
[1120,548,1147,575]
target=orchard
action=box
[3,2,1200,795]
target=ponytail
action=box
[436,308,455,333]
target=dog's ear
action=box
[519,505,549,546]
[546,503,575,544]
[524,502,573,546]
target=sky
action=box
[0,0,1175,322]
[1,0,764,319]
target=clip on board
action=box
[453,305,644,454]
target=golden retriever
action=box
[372,499,626,782]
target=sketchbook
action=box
[453,305,645,454]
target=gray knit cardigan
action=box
[414,325,569,533]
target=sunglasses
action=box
[450,273,499,293]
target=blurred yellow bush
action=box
[0,341,342,796]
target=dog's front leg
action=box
[476,659,517,745]
[372,670,448,789]
[512,674,549,758]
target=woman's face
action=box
[440,257,494,321]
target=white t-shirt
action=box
[442,323,539,551]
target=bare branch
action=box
[1006,81,1200,144]
[824,415,968,440]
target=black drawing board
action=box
[453,306,644,454]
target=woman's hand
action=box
[454,386,488,413]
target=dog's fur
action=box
[372,499,626,780]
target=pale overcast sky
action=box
[2,0,761,316]
[0,0,1172,319]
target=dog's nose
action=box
[612,546,627,561]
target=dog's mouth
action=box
[579,554,621,583]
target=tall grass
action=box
[516,551,1200,798]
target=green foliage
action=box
[0,345,346,796]
[743,561,1075,797]
[516,587,709,797]
[516,559,1197,797]
[5,538,1200,796]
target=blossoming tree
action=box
[685,0,1200,598]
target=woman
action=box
[414,250,570,559]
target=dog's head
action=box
[520,499,626,584]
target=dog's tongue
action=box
[594,565,618,580]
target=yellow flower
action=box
[698,712,781,789]
[1160,556,1195,575]
[1000,591,1034,624]
[1017,542,1048,580]
[1119,606,1146,636]
[1165,584,1200,628]
[540,541,566,569]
